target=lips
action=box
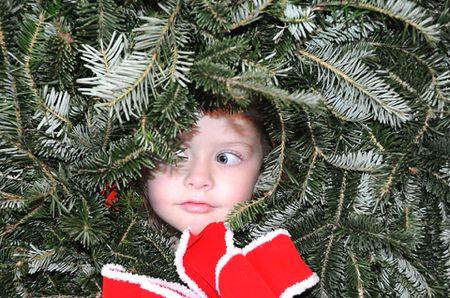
[180,201,214,213]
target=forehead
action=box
[180,112,260,144]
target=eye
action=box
[216,152,241,165]
[175,150,188,159]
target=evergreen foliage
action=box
[0,0,449,296]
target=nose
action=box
[183,157,214,191]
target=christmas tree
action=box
[1,0,449,296]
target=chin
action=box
[188,225,205,236]
[189,220,219,235]
[175,217,225,235]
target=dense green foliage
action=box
[0,0,449,296]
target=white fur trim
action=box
[102,263,125,274]
[215,229,241,295]
[102,264,199,298]
[242,229,291,256]
[280,273,320,298]
[140,277,196,298]
[225,228,234,250]
[101,263,146,285]
[174,228,208,298]
[140,281,184,298]
[144,277,199,298]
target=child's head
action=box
[143,108,269,235]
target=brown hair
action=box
[140,107,272,233]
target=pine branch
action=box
[133,1,182,51]
[229,0,274,31]
[118,217,137,246]
[0,191,22,201]
[22,13,45,73]
[361,124,385,152]
[78,2,184,123]
[167,44,194,88]
[0,23,23,139]
[143,234,173,264]
[1,1,447,295]
[324,150,383,172]
[306,22,382,48]
[1,203,44,238]
[26,245,77,275]
[246,191,301,239]
[298,46,411,126]
[0,134,57,185]
[296,223,333,243]
[353,173,377,214]
[318,232,337,295]
[19,13,73,129]
[316,0,441,44]
[76,144,148,177]
[348,249,367,298]
[193,61,320,106]
[240,58,293,87]
[343,215,412,252]
[76,0,123,45]
[196,37,250,64]
[193,0,231,33]
[377,251,433,296]
[378,108,433,199]
[279,4,317,40]
[60,198,108,248]
[370,42,449,109]
[35,86,72,136]
[79,31,127,77]
[298,150,319,203]
[79,51,160,122]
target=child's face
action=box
[146,113,263,235]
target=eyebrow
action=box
[218,141,254,152]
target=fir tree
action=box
[1,0,449,297]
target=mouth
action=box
[180,201,214,213]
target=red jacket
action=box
[102,222,319,297]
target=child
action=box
[102,108,319,297]
[144,108,268,235]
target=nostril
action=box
[183,160,214,189]
[185,174,213,190]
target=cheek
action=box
[217,169,260,203]
[146,175,173,206]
